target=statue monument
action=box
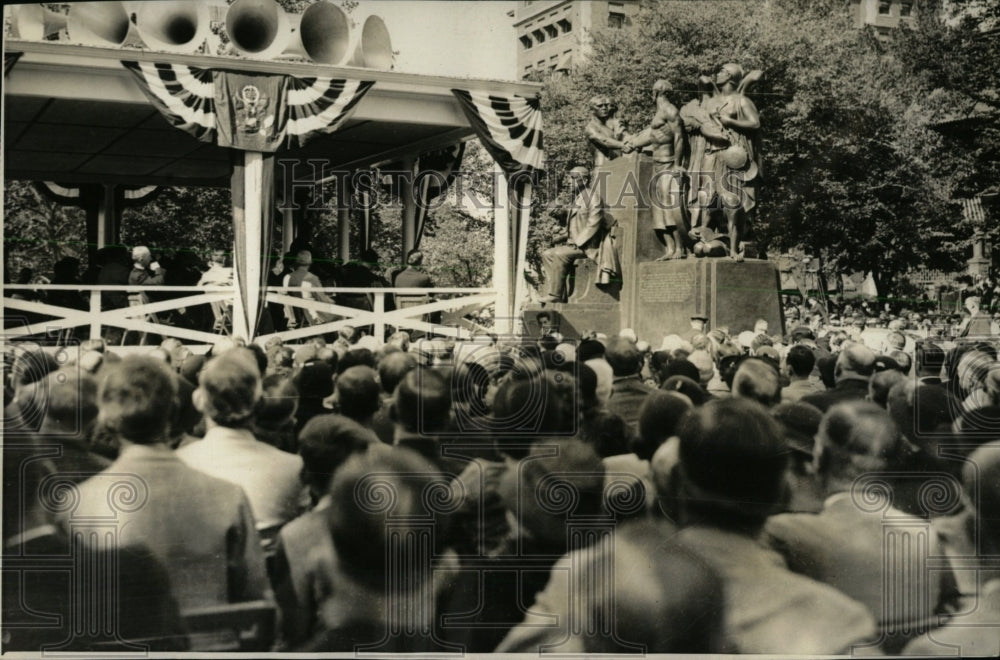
[525,65,780,346]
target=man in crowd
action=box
[801,343,877,412]
[64,356,270,612]
[782,344,822,402]
[178,349,306,541]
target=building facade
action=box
[851,0,917,35]
[511,0,640,79]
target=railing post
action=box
[90,290,101,340]
[374,292,385,342]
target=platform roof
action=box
[3,40,542,187]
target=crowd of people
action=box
[3,308,1000,655]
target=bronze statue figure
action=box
[682,64,762,262]
[625,79,688,260]
[539,166,620,303]
[585,95,631,167]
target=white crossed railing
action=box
[2,284,496,346]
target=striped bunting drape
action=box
[121,61,373,151]
[122,61,216,143]
[451,90,544,176]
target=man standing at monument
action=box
[540,167,620,303]
[625,80,688,260]
[585,96,632,167]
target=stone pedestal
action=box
[523,303,621,341]
[631,258,783,348]
[525,153,782,344]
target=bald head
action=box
[817,400,902,487]
[835,343,877,382]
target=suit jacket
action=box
[675,525,877,654]
[177,426,306,530]
[63,443,269,612]
[273,498,337,647]
[606,376,656,434]
[566,186,619,283]
[286,268,335,324]
[394,267,433,289]
[764,492,946,629]
[800,376,870,413]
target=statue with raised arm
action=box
[682,64,762,262]
[585,95,632,167]
[625,79,688,260]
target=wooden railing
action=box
[2,284,496,346]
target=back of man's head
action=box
[98,356,177,444]
[816,400,903,487]
[605,336,642,377]
[835,343,877,381]
[582,519,725,654]
[378,351,418,395]
[889,349,912,375]
[785,344,815,379]
[392,367,452,434]
[298,413,372,494]
[962,442,1000,554]
[328,446,444,592]
[677,398,787,530]
[196,349,262,428]
[295,250,312,268]
[636,391,692,460]
[868,369,905,408]
[41,369,99,435]
[513,438,605,546]
[334,366,381,421]
[732,358,782,407]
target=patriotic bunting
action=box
[414,142,466,249]
[452,90,544,176]
[121,61,373,152]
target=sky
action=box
[355,1,518,80]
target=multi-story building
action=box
[851,0,917,35]
[510,0,640,79]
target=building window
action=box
[878,1,891,15]
[519,35,532,49]
[544,24,558,38]
[537,60,546,68]
[608,12,625,28]
[532,28,545,43]
[557,18,571,33]
[900,1,913,17]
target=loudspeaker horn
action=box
[66,2,137,47]
[12,4,69,41]
[226,0,290,60]
[342,15,393,69]
[135,1,210,53]
[279,1,351,65]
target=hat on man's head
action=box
[691,314,709,322]
[771,401,822,458]
[790,326,815,341]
